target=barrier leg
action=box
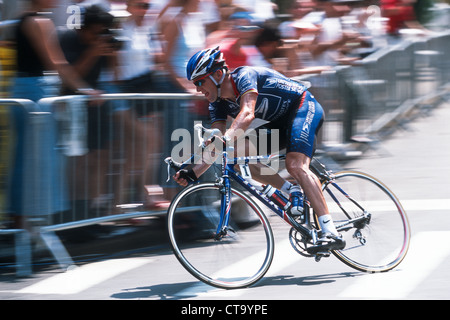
[15,230,32,277]
[40,230,74,271]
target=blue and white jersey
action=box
[209,66,307,124]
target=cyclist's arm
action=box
[173,121,227,186]
[184,92,258,183]
[224,92,257,141]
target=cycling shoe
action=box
[307,233,346,254]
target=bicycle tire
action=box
[320,171,411,273]
[167,182,274,289]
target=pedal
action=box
[306,244,328,254]
[306,234,346,254]
[314,251,330,262]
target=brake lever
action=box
[194,123,221,148]
[165,125,222,182]
[164,157,182,182]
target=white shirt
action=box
[315,17,343,66]
[117,18,158,80]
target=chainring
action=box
[289,227,315,258]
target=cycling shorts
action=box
[252,91,324,158]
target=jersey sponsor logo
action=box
[262,77,278,89]
[255,97,269,119]
[299,100,316,145]
[254,94,284,121]
[262,77,306,95]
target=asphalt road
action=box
[1,101,449,302]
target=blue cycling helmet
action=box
[186,46,227,81]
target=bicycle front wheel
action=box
[167,183,274,289]
[321,171,411,273]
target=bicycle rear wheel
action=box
[321,171,410,273]
[167,183,274,289]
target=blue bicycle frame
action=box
[171,139,319,243]
[224,158,318,243]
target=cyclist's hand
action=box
[174,169,198,187]
[174,171,188,187]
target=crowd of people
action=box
[0,0,438,229]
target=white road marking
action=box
[327,199,450,213]
[392,199,450,211]
[176,238,304,297]
[339,231,450,299]
[18,257,153,295]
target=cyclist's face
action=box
[193,75,218,102]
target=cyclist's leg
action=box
[285,152,327,217]
[233,129,287,190]
[285,91,343,249]
[285,152,338,231]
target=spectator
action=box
[250,24,287,69]
[59,5,128,215]
[117,0,164,93]
[279,0,316,40]
[210,10,260,70]
[252,24,331,77]
[115,0,170,210]
[9,0,100,228]
[381,0,430,43]
[158,0,206,93]
[205,2,237,47]
[308,0,363,66]
[12,1,101,101]
[232,0,277,21]
[346,4,387,57]
[156,0,209,200]
[59,5,116,94]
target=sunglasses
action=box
[193,78,207,87]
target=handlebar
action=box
[194,123,221,148]
[165,124,225,182]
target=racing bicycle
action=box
[164,125,411,289]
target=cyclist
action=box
[174,46,345,253]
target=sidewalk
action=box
[0,214,169,277]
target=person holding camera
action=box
[59,5,130,214]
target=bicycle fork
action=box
[214,148,235,240]
[215,176,234,240]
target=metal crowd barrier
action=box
[0,99,43,277]
[1,32,449,275]
[38,93,206,221]
[297,31,450,148]
[37,93,211,270]
[0,93,208,274]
